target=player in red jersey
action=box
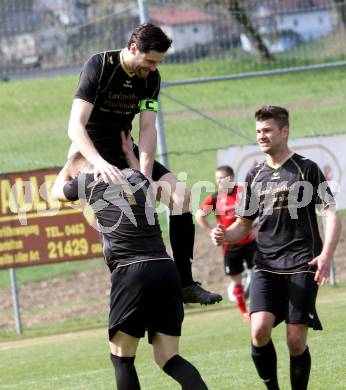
[196,165,256,320]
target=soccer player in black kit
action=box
[52,150,208,390]
[66,22,221,305]
[211,106,341,390]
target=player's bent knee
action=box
[152,334,179,368]
[251,324,272,346]
[287,324,308,355]
[154,349,177,369]
[287,335,307,355]
[251,312,275,346]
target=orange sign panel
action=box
[0,168,102,269]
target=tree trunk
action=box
[228,0,275,62]
[334,0,346,29]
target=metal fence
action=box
[0,0,345,284]
[1,0,345,186]
[1,0,346,78]
[1,0,346,165]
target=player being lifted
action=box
[66,22,221,305]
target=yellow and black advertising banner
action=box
[0,168,102,270]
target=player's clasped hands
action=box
[210,224,225,246]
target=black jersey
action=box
[75,50,161,162]
[237,153,335,271]
[63,170,169,270]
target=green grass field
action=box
[0,259,103,289]
[1,66,345,187]
[0,63,345,288]
[0,283,345,389]
[0,58,345,389]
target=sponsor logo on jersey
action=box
[271,171,280,180]
[123,80,132,88]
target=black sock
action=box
[163,354,208,390]
[251,340,280,390]
[169,213,194,287]
[110,354,140,390]
[290,347,311,390]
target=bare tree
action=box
[227,0,274,61]
[93,0,116,17]
[334,0,346,29]
[197,0,275,61]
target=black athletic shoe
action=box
[182,282,223,305]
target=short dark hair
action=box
[216,165,234,177]
[255,105,289,129]
[128,23,172,53]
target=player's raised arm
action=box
[121,131,140,170]
[138,110,157,179]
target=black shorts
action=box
[250,270,322,330]
[108,259,184,343]
[224,241,256,276]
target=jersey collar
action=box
[120,49,135,78]
[266,150,294,170]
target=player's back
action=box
[83,169,169,269]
